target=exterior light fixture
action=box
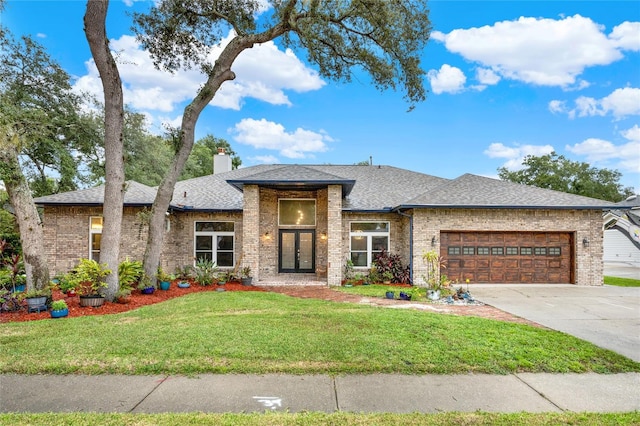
[320,232,327,240]
[431,236,437,246]
[264,231,271,240]
[582,237,589,247]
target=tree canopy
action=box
[498,152,634,202]
[129,0,432,280]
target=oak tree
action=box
[132,0,432,279]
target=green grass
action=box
[1,412,639,425]
[335,284,413,297]
[604,276,640,287]
[1,291,638,375]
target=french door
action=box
[279,230,315,273]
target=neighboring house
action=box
[35,152,615,286]
[603,195,640,265]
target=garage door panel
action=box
[441,232,573,284]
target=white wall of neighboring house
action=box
[604,223,640,265]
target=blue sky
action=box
[3,1,639,194]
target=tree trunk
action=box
[142,36,259,281]
[0,139,50,291]
[84,0,125,301]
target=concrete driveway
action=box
[468,284,640,362]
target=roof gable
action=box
[34,181,156,206]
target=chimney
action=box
[213,147,232,174]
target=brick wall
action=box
[412,208,603,286]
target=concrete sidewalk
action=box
[1,373,639,414]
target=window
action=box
[506,247,518,255]
[349,222,389,267]
[477,247,490,255]
[89,216,103,262]
[463,246,475,255]
[491,247,504,255]
[279,199,316,226]
[194,222,235,267]
[549,247,561,256]
[520,247,533,255]
[448,246,461,255]
[534,247,547,255]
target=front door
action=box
[279,230,315,273]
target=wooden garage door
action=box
[440,232,574,284]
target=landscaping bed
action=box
[0,281,265,323]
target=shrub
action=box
[193,258,218,286]
[118,258,143,292]
[373,250,411,284]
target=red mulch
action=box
[0,281,265,323]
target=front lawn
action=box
[1,291,638,375]
[604,276,640,287]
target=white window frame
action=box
[349,221,390,268]
[89,216,103,262]
[194,221,235,267]
[278,198,316,227]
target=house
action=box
[35,152,615,286]
[603,195,640,265]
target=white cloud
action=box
[548,100,567,114]
[427,64,466,94]
[566,125,640,173]
[484,142,555,170]
[250,155,280,164]
[72,32,325,127]
[609,22,640,51]
[551,87,640,119]
[476,68,501,85]
[433,15,637,88]
[230,118,333,159]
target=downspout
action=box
[395,209,413,284]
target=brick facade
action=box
[42,202,603,287]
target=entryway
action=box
[278,230,315,273]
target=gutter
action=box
[394,208,413,284]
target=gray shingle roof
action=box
[34,181,157,206]
[402,174,616,209]
[35,166,614,211]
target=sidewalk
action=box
[2,373,639,413]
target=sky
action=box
[2,1,639,194]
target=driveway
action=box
[468,284,640,362]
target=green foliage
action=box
[50,300,67,311]
[0,239,25,291]
[193,258,218,286]
[65,259,111,296]
[118,258,144,291]
[132,1,430,107]
[422,250,447,291]
[180,135,241,180]
[137,274,156,290]
[0,30,100,195]
[498,152,634,202]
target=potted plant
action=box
[385,290,395,299]
[22,288,51,313]
[50,300,68,318]
[381,271,394,284]
[67,258,111,307]
[58,275,79,297]
[241,266,253,286]
[156,267,173,291]
[138,274,156,294]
